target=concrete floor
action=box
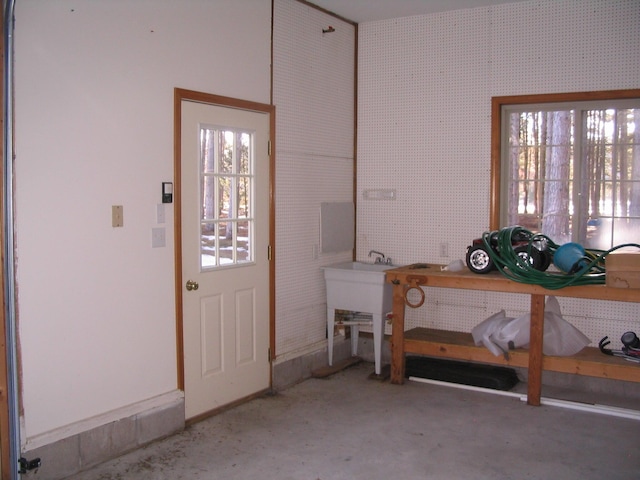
[66,362,639,480]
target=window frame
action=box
[490,89,640,236]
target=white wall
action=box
[357,0,640,340]
[14,0,271,441]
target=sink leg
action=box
[372,313,383,375]
[327,307,335,366]
[351,324,359,357]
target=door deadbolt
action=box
[186,280,199,291]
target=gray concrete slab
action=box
[66,362,640,480]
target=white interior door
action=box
[181,99,270,420]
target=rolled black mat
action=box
[405,356,519,391]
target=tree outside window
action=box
[493,90,640,251]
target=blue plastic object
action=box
[553,242,588,273]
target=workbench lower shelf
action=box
[404,327,640,384]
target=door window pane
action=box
[199,125,255,269]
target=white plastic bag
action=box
[541,296,590,356]
[471,310,524,357]
[470,310,506,356]
[471,296,590,357]
[489,313,531,354]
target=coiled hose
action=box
[481,226,640,290]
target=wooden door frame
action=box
[173,88,276,391]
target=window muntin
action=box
[199,126,254,269]
[498,95,640,250]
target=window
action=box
[491,90,640,250]
[199,126,254,269]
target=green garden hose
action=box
[481,226,640,290]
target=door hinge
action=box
[268,140,272,156]
[267,245,272,261]
[268,348,272,362]
[19,457,41,473]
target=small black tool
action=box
[19,457,41,473]
[598,336,613,355]
[621,331,640,349]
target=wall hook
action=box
[322,26,335,34]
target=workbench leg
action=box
[527,294,545,406]
[390,283,406,384]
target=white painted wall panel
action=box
[14,0,271,440]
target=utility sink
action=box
[322,262,394,314]
[322,262,395,375]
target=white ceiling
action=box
[308,0,527,23]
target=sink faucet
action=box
[368,250,385,264]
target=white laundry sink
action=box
[322,261,395,375]
[322,261,393,314]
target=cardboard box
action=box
[606,251,640,289]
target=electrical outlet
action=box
[440,242,449,257]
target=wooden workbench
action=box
[385,264,640,405]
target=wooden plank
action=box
[385,264,640,302]
[390,283,407,384]
[542,351,640,382]
[403,328,640,383]
[527,294,545,406]
[405,328,530,368]
[405,341,530,368]
[311,356,362,378]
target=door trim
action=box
[173,88,276,391]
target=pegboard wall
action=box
[272,0,639,359]
[273,0,356,356]
[357,0,640,344]
[357,7,492,270]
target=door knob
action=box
[186,280,199,291]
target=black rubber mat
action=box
[405,356,519,391]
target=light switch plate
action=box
[112,205,123,227]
